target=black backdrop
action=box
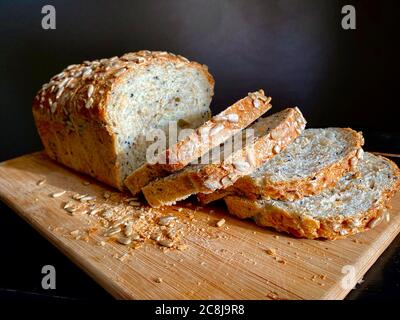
[0,0,399,162]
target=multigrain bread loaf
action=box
[198,128,364,204]
[142,108,306,208]
[124,90,272,195]
[32,51,214,190]
[224,153,400,240]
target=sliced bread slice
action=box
[198,128,364,204]
[224,153,400,240]
[124,90,272,195]
[142,107,306,207]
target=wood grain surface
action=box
[0,152,399,300]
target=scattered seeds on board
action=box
[177,244,187,251]
[150,232,162,241]
[216,219,226,228]
[37,179,46,186]
[155,277,163,283]
[51,190,66,198]
[124,222,133,236]
[158,239,173,248]
[117,236,132,245]
[118,253,129,262]
[80,195,96,202]
[72,193,86,200]
[266,248,276,256]
[158,215,175,226]
[103,226,121,237]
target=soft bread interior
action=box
[251,128,362,183]
[264,153,399,218]
[106,62,212,182]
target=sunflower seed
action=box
[233,161,250,172]
[158,239,173,248]
[50,101,57,114]
[114,67,127,77]
[216,219,226,227]
[124,222,133,236]
[51,190,66,198]
[70,230,80,237]
[273,144,281,154]
[37,179,46,186]
[80,195,96,202]
[158,215,175,226]
[150,232,162,241]
[103,226,121,237]
[87,85,94,98]
[214,113,239,123]
[63,201,74,209]
[65,206,77,214]
[117,236,132,245]
[129,201,141,206]
[89,208,102,216]
[125,197,139,202]
[72,193,87,200]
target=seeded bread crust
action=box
[198,128,364,204]
[224,154,400,240]
[142,108,306,208]
[124,90,272,195]
[32,51,214,190]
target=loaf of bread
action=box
[124,90,272,195]
[142,108,306,207]
[198,128,364,204]
[32,51,214,190]
[224,153,400,239]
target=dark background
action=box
[1,0,400,300]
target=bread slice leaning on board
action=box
[124,90,272,195]
[224,153,400,240]
[198,128,364,204]
[32,51,214,190]
[142,107,306,208]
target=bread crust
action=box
[198,128,364,204]
[224,156,400,240]
[32,51,214,190]
[124,90,272,195]
[142,108,306,208]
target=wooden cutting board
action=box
[1,152,399,300]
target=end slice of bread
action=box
[198,128,364,204]
[124,90,272,195]
[142,107,306,208]
[224,153,400,240]
[33,51,214,190]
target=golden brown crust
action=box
[198,128,364,204]
[32,51,215,190]
[142,108,306,208]
[124,91,272,195]
[224,156,400,240]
